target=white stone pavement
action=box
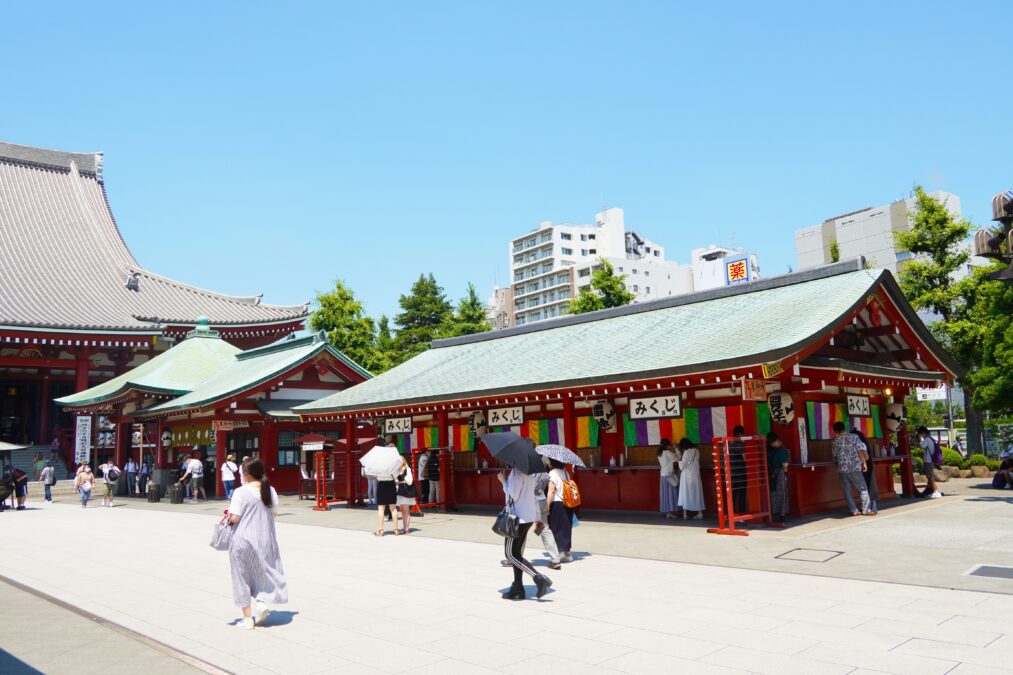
[3,503,1013,674]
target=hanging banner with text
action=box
[628,395,682,420]
[75,416,93,464]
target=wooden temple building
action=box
[56,323,370,494]
[297,260,959,516]
[0,141,308,471]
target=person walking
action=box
[75,465,94,509]
[221,454,239,500]
[98,459,120,508]
[766,432,790,523]
[11,466,29,510]
[39,461,55,504]
[227,458,287,630]
[545,459,574,563]
[374,459,398,536]
[915,426,942,499]
[394,456,416,535]
[179,453,206,503]
[657,439,680,520]
[139,460,151,495]
[497,467,552,600]
[831,421,870,515]
[125,457,138,497]
[33,453,46,481]
[677,438,705,519]
[852,429,878,515]
[239,456,250,486]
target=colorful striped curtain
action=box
[622,405,749,447]
[575,416,600,448]
[450,424,475,452]
[806,402,883,440]
[410,426,440,450]
[491,418,565,446]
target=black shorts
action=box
[14,483,28,497]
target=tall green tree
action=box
[442,283,492,338]
[368,314,400,374]
[895,186,984,449]
[963,263,1013,413]
[310,280,376,371]
[394,273,453,360]
[568,259,636,315]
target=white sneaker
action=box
[254,601,270,625]
[930,491,942,499]
[235,617,254,630]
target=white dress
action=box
[228,484,288,608]
[677,447,705,512]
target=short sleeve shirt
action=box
[920,436,934,465]
[229,483,279,516]
[548,468,566,503]
[831,433,863,473]
[187,458,203,477]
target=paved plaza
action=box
[3,483,1013,674]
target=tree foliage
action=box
[829,238,840,263]
[441,283,492,338]
[310,279,376,371]
[568,259,636,315]
[394,273,453,360]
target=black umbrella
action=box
[480,432,545,474]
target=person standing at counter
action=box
[657,439,680,520]
[831,421,870,516]
[766,432,789,523]
[677,438,704,519]
[852,429,877,515]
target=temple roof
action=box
[296,260,959,416]
[0,141,308,333]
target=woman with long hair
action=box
[395,455,416,535]
[677,438,705,519]
[766,432,790,523]
[228,458,288,630]
[657,438,680,520]
[497,465,552,600]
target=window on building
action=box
[631,268,638,275]
[632,284,639,292]
[653,250,660,257]
[578,268,590,277]
[580,234,587,241]
[645,286,651,294]
[531,311,541,321]
[644,270,649,277]
[561,233,572,241]
[588,234,595,240]
[588,248,596,254]
[561,247,573,255]
[618,266,624,272]
[580,249,587,256]
[645,246,651,253]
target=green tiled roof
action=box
[296,261,958,415]
[135,333,370,416]
[56,333,240,408]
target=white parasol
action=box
[359,444,404,477]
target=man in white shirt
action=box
[98,460,120,508]
[178,454,206,503]
[221,454,239,500]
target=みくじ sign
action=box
[846,395,871,417]
[384,417,413,434]
[629,395,682,420]
[488,406,524,426]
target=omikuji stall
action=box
[296,260,960,517]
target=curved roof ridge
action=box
[131,266,308,313]
[0,140,102,177]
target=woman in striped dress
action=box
[657,439,680,519]
[228,458,288,630]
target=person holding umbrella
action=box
[484,432,553,600]
[360,436,403,536]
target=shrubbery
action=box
[986,459,1001,472]
[913,457,924,475]
[941,449,964,466]
[968,453,988,466]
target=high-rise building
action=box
[794,191,984,277]
[500,207,761,327]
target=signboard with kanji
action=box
[488,406,525,426]
[741,379,769,401]
[384,417,413,434]
[915,383,947,402]
[724,257,751,285]
[74,416,92,464]
[629,395,682,420]
[846,395,872,417]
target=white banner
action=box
[915,384,947,401]
[384,417,413,434]
[629,395,682,420]
[74,416,93,464]
[797,416,809,465]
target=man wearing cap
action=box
[221,454,239,500]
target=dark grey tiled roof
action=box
[0,141,308,332]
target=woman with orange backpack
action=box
[545,458,574,563]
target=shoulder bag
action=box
[209,510,233,551]
[492,497,520,539]
[396,471,417,498]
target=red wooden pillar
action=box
[216,423,227,500]
[344,418,356,507]
[436,410,454,510]
[113,420,125,468]
[38,375,50,445]
[740,398,762,516]
[899,424,914,497]
[562,397,577,454]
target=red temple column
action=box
[216,423,227,500]
[38,375,50,445]
[436,410,454,510]
[344,418,356,507]
[899,424,914,497]
[562,397,577,455]
[73,349,93,393]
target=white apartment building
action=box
[500,207,762,327]
[794,191,985,277]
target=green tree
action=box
[568,259,636,315]
[894,185,983,449]
[829,238,840,263]
[310,280,376,371]
[368,314,400,374]
[964,263,1013,413]
[394,273,453,360]
[442,283,491,338]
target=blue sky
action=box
[4,2,1010,321]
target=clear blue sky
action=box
[5,2,1009,321]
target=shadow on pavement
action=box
[0,650,43,675]
[258,610,298,627]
